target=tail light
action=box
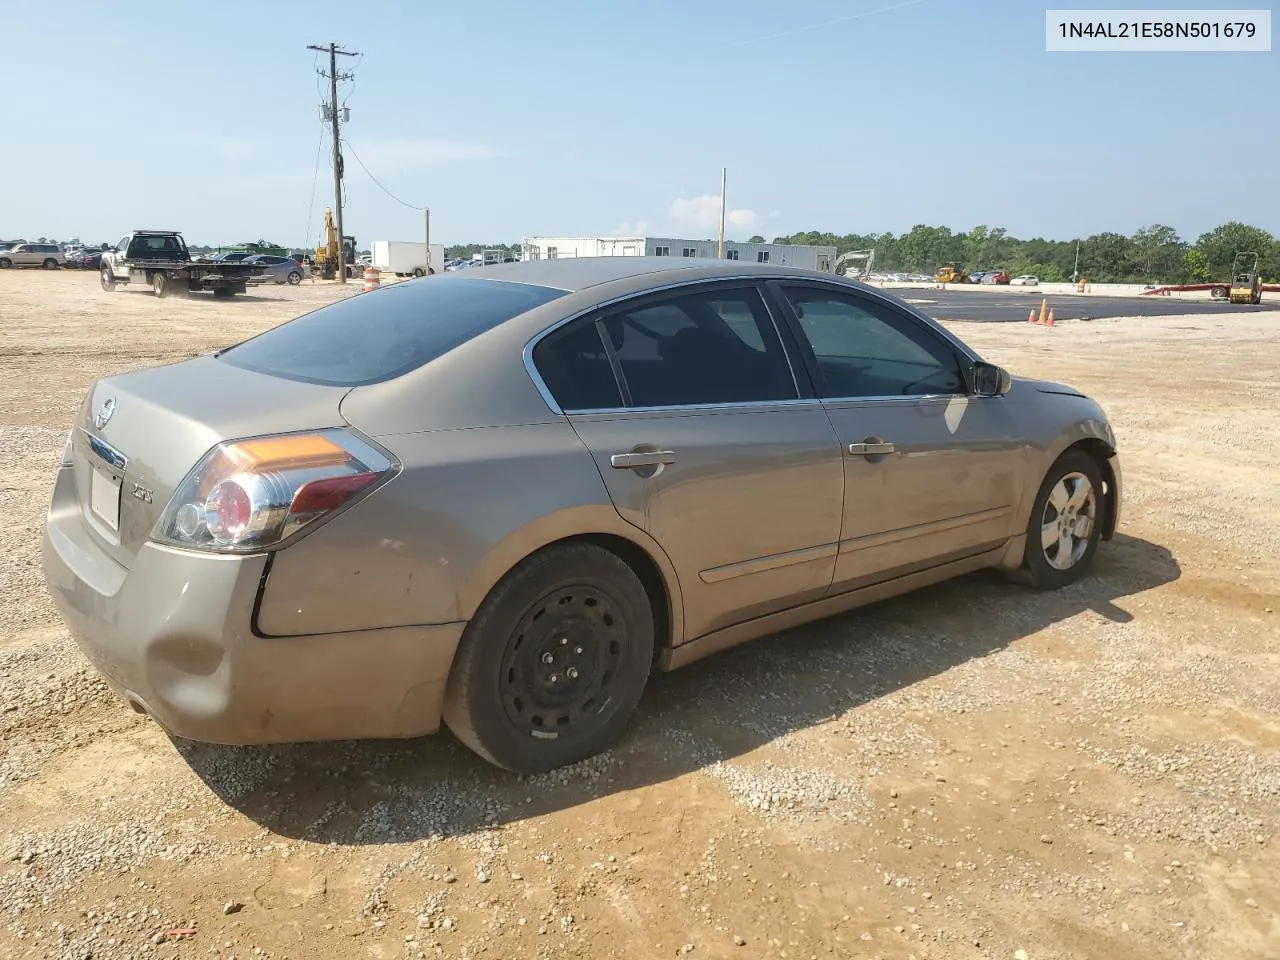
[152,428,398,554]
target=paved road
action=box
[883,287,1272,322]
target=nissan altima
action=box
[42,258,1121,773]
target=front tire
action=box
[443,543,655,773]
[1021,449,1104,589]
[287,270,301,285]
[100,266,116,291]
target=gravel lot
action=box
[1,270,1278,960]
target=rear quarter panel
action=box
[253,420,685,641]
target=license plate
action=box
[90,468,121,530]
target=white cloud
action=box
[353,139,506,172]
[609,220,649,237]
[669,194,760,233]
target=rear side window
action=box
[217,278,567,386]
[532,320,623,411]
[604,287,797,407]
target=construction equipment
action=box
[935,262,970,284]
[834,248,875,278]
[1227,252,1263,304]
[315,207,357,280]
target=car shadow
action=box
[114,288,278,304]
[175,533,1179,844]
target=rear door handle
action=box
[610,450,677,469]
[848,441,895,456]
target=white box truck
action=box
[371,240,446,277]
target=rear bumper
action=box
[41,465,465,745]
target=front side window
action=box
[603,287,796,407]
[779,286,966,399]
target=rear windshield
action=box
[216,278,568,386]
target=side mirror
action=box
[971,361,1011,397]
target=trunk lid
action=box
[70,354,352,569]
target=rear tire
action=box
[151,272,169,297]
[443,543,655,773]
[413,267,425,278]
[212,287,234,298]
[43,258,58,270]
[1021,449,1104,590]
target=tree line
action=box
[769,221,1277,283]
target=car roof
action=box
[451,256,847,293]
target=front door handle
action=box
[848,441,896,456]
[610,450,677,469]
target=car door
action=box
[766,281,1027,592]
[14,244,39,267]
[529,281,845,641]
[111,236,131,277]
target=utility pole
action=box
[1072,239,1081,283]
[424,207,431,276]
[717,167,727,259]
[308,42,359,282]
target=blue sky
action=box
[2,0,1276,247]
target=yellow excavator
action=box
[935,262,970,284]
[315,207,357,280]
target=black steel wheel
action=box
[443,542,655,773]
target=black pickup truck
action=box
[100,230,264,298]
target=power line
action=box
[341,137,425,211]
[302,121,327,251]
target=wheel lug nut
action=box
[567,667,579,680]
[558,637,568,646]
[541,652,554,665]
[574,646,583,655]
[549,674,559,683]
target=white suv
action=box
[0,243,65,269]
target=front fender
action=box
[999,396,1119,569]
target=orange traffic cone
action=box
[1039,298,1049,325]
[1045,308,1055,327]
[1027,308,1037,323]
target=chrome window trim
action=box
[559,393,963,417]
[523,274,804,417]
[521,272,986,417]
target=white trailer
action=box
[371,240,447,277]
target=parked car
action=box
[981,271,1010,285]
[43,258,1121,773]
[243,254,305,285]
[0,242,65,269]
[1010,275,1040,286]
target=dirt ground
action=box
[1,270,1278,960]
